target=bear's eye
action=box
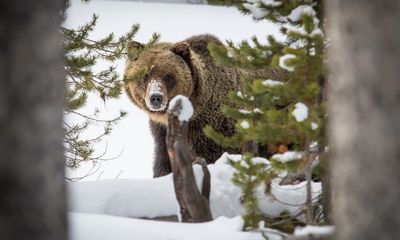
[164,74,171,82]
[164,74,175,89]
[143,73,149,84]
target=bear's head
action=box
[124,41,198,125]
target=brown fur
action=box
[124,34,286,177]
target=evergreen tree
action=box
[206,0,328,231]
[61,0,159,170]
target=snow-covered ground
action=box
[69,154,322,219]
[101,0,207,4]
[68,153,322,239]
[64,0,283,180]
[69,213,273,240]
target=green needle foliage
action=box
[206,0,328,230]
[61,0,159,170]
[230,154,270,230]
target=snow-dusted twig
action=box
[285,234,333,240]
[166,95,212,222]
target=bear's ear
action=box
[127,41,144,51]
[172,42,191,63]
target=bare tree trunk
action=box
[167,98,212,222]
[327,1,400,239]
[0,1,66,240]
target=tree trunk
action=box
[167,98,212,223]
[0,1,66,240]
[327,1,400,239]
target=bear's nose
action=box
[150,94,163,108]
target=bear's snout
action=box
[150,94,163,108]
[145,79,168,112]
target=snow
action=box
[106,0,207,3]
[309,47,316,56]
[65,0,283,180]
[261,0,282,7]
[168,95,194,122]
[68,176,177,218]
[309,141,318,152]
[285,23,323,38]
[227,50,234,58]
[246,0,282,7]
[260,179,321,216]
[311,122,318,130]
[69,213,267,240]
[271,151,303,163]
[262,79,284,86]
[253,108,263,113]
[292,102,309,122]
[68,152,323,239]
[285,5,323,37]
[69,153,321,220]
[287,5,309,22]
[294,225,335,237]
[145,79,166,111]
[243,3,268,20]
[239,109,252,114]
[240,120,250,129]
[148,79,162,95]
[279,54,296,72]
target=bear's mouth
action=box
[147,104,167,112]
[147,104,169,125]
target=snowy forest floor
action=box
[68,153,327,240]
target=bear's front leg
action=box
[149,120,172,177]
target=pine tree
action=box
[206,0,328,230]
[61,0,159,170]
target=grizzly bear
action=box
[124,34,286,177]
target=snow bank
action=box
[271,151,303,163]
[69,213,270,240]
[69,153,321,220]
[294,225,335,237]
[260,179,321,217]
[68,175,177,218]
